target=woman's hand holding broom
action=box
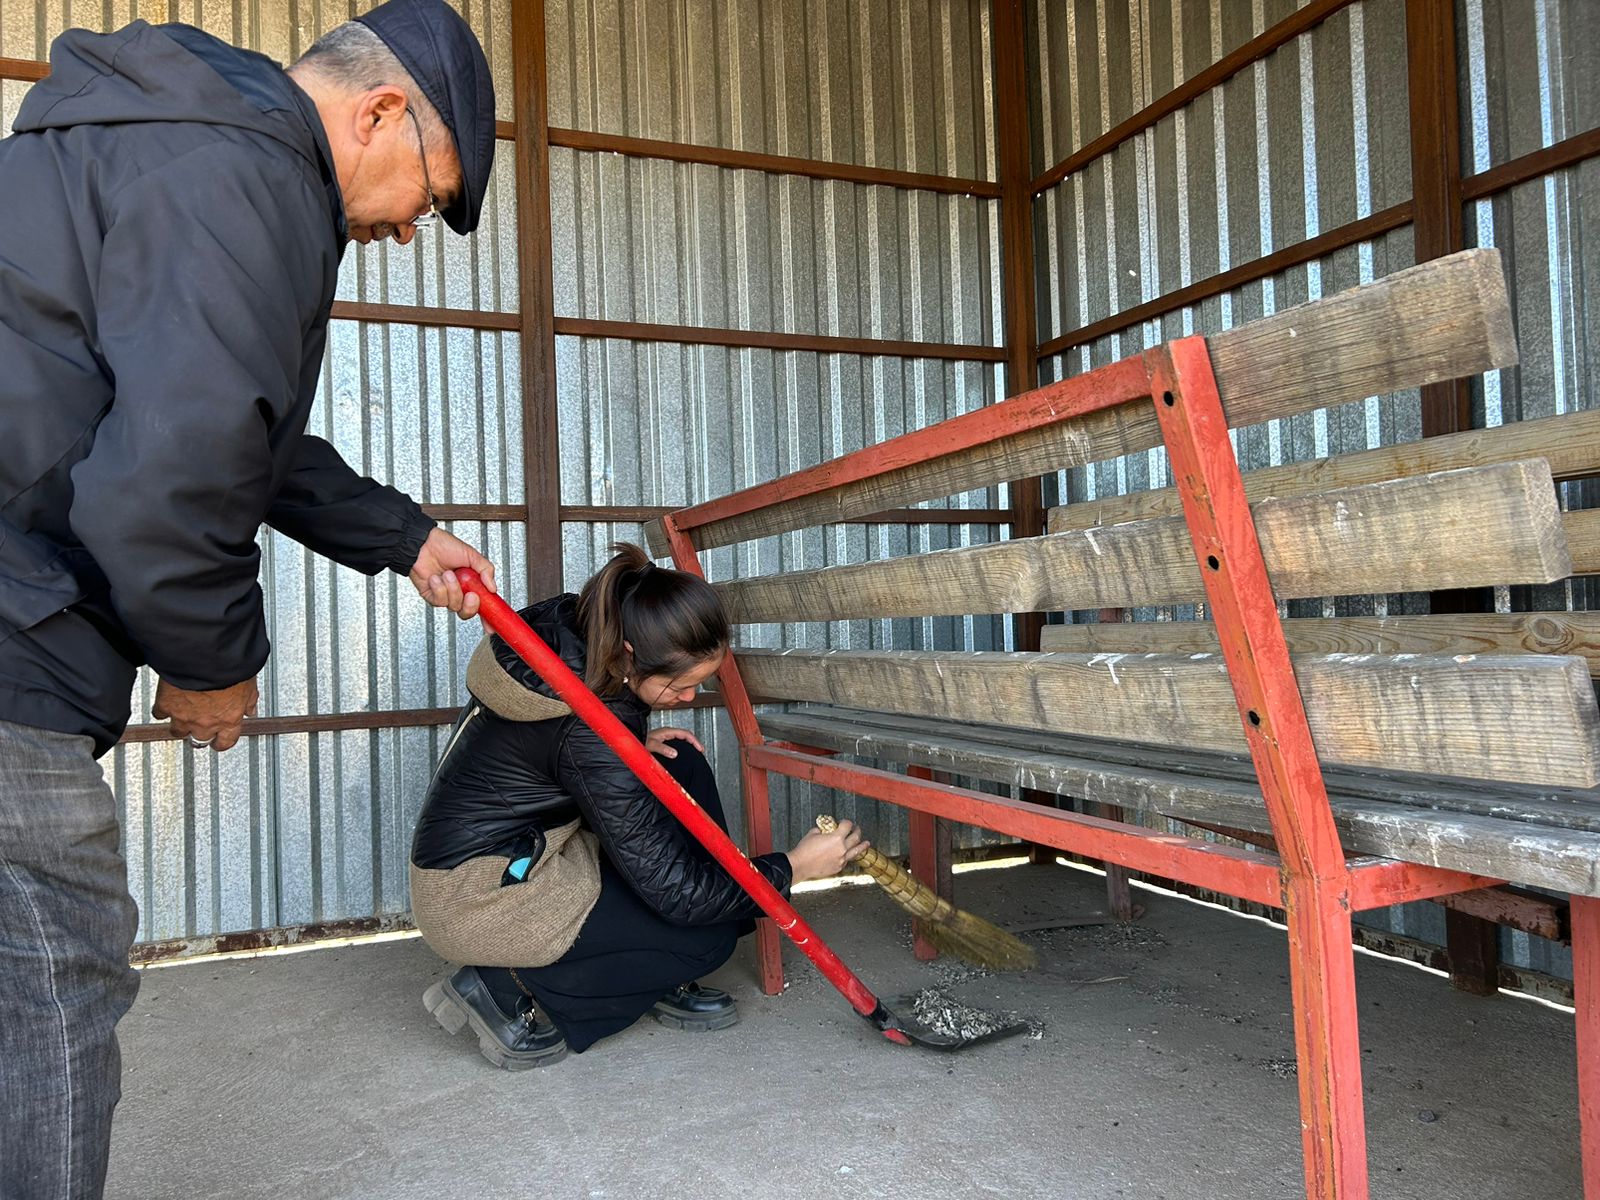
[787,819,870,883]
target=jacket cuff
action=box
[150,624,271,693]
[386,507,438,576]
[763,852,795,898]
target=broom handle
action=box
[457,570,885,1022]
[817,814,956,924]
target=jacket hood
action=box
[16,22,328,173]
[488,595,647,716]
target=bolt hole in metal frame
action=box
[655,331,1592,1200]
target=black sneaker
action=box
[652,982,740,1032]
[424,966,569,1070]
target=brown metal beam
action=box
[1405,0,1495,996]
[117,690,767,745]
[548,126,1001,199]
[559,504,1015,525]
[996,0,1066,873]
[1461,126,1600,200]
[1407,0,1471,437]
[0,55,48,82]
[354,503,1020,526]
[552,316,1005,364]
[511,1,563,600]
[422,504,526,522]
[328,300,521,332]
[1029,0,1358,196]
[120,707,461,744]
[1036,201,1413,362]
[995,0,1045,620]
[131,913,419,965]
[1436,886,1569,943]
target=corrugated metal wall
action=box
[545,0,1012,855]
[1033,0,1417,514]
[5,0,1012,945]
[9,0,1591,963]
[1028,0,1596,986]
[2,0,523,942]
[1456,0,1598,982]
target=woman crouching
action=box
[410,543,867,1068]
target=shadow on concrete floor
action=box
[107,861,1580,1200]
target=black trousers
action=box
[479,743,749,1053]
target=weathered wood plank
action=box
[648,249,1516,556]
[1049,407,1600,532]
[1041,610,1600,674]
[758,707,1600,896]
[717,459,1568,623]
[764,707,1600,832]
[1566,508,1600,573]
[734,646,1600,787]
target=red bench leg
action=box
[1574,895,1600,1196]
[907,767,953,961]
[741,755,784,995]
[1285,877,1370,1200]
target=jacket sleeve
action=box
[67,145,327,691]
[265,435,436,576]
[555,718,793,926]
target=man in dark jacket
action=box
[0,2,502,1194]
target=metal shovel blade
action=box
[866,992,1031,1052]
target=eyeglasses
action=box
[406,106,440,230]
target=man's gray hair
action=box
[292,21,450,153]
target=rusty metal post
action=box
[509,0,563,599]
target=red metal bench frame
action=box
[657,334,1599,1200]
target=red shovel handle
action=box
[455,569,904,1040]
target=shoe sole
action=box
[651,1006,740,1033]
[423,979,569,1071]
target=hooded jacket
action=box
[0,22,435,754]
[412,595,793,927]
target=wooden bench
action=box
[645,249,1600,1200]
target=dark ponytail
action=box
[576,543,729,695]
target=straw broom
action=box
[816,815,1036,971]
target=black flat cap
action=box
[355,0,495,235]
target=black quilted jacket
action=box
[411,594,792,926]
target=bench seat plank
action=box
[759,706,1600,897]
[734,645,1600,787]
[717,460,1568,623]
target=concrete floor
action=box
[105,861,1581,1200]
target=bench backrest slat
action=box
[1049,407,1600,533]
[1040,610,1600,677]
[717,459,1568,623]
[646,249,1516,556]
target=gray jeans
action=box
[0,720,140,1199]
